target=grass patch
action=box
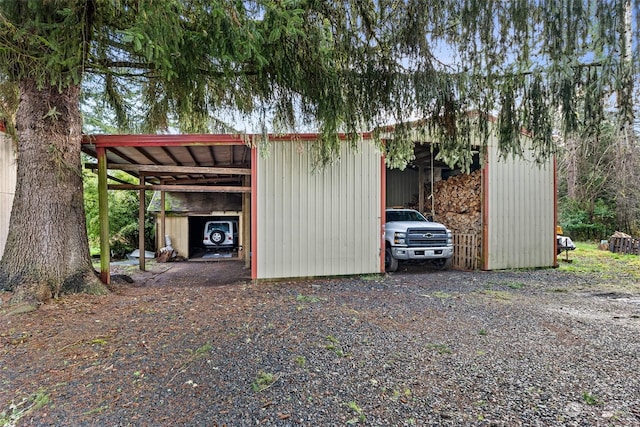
[582,391,599,405]
[83,405,109,416]
[0,388,50,426]
[252,371,278,392]
[324,335,349,357]
[344,401,366,424]
[426,343,452,354]
[559,242,640,279]
[166,342,213,386]
[390,388,413,403]
[433,291,452,299]
[194,343,213,356]
[557,241,640,293]
[359,274,383,281]
[506,282,525,289]
[480,289,512,301]
[295,294,324,303]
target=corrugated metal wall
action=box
[256,139,382,279]
[485,140,556,270]
[0,133,16,257]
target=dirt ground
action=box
[117,259,251,288]
[1,260,639,426]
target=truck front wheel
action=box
[431,258,452,270]
[385,247,399,272]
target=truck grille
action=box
[406,228,448,247]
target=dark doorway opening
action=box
[188,215,241,260]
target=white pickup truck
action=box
[384,208,454,272]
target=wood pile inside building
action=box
[424,169,483,270]
[430,169,482,236]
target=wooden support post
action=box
[97,147,110,285]
[160,188,166,259]
[243,176,251,268]
[139,173,146,271]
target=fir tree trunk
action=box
[0,79,107,303]
[565,135,578,200]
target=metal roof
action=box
[81,134,252,190]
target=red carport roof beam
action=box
[82,132,374,147]
[82,134,247,147]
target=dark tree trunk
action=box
[564,135,577,200]
[0,80,107,303]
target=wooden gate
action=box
[453,234,480,270]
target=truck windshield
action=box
[386,211,428,222]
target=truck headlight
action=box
[394,232,406,244]
[447,231,453,245]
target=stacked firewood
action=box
[428,169,482,235]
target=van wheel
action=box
[210,230,226,245]
[385,247,398,272]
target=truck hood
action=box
[385,221,448,230]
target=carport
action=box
[81,134,254,284]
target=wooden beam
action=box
[166,177,241,185]
[106,173,133,185]
[242,175,251,268]
[108,146,140,165]
[134,146,163,165]
[139,174,146,271]
[160,189,165,262]
[108,184,251,193]
[85,163,251,175]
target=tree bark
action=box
[0,79,107,303]
[564,135,578,200]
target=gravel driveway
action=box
[1,262,639,426]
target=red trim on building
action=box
[380,156,387,272]
[83,134,246,147]
[82,132,373,147]
[251,146,258,280]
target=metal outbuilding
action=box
[1,122,558,281]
